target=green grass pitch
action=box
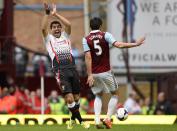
[0,125,177,131]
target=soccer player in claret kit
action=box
[41,3,90,129]
[82,17,145,129]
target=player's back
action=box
[85,30,110,73]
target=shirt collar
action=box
[90,30,100,34]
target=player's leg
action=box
[65,93,90,129]
[94,92,105,129]
[102,90,118,129]
[91,76,105,129]
[101,71,119,129]
[103,71,119,120]
[71,69,90,129]
[54,69,77,129]
[71,93,83,124]
[107,90,119,120]
[73,93,80,110]
[73,94,90,129]
[64,93,77,129]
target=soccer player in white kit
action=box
[41,3,90,129]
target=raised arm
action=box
[51,4,71,35]
[113,36,145,48]
[41,3,50,38]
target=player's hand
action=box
[44,3,50,15]
[51,4,57,16]
[136,36,145,46]
[87,75,94,87]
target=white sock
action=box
[107,95,118,120]
[94,95,102,125]
[67,101,76,108]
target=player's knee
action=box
[66,97,74,104]
[111,91,116,95]
[73,94,80,102]
[96,92,103,97]
[65,93,74,104]
[111,90,119,96]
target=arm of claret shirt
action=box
[113,37,146,48]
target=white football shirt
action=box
[44,32,73,68]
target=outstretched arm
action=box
[42,3,50,38]
[113,37,145,48]
[51,4,71,35]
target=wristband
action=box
[45,9,50,15]
[44,4,50,15]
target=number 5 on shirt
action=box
[93,40,102,56]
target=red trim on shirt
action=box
[50,41,60,83]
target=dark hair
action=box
[50,21,62,29]
[90,17,102,30]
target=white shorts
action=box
[91,70,118,94]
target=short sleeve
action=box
[104,32,117,47]
[82,38,90,52]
